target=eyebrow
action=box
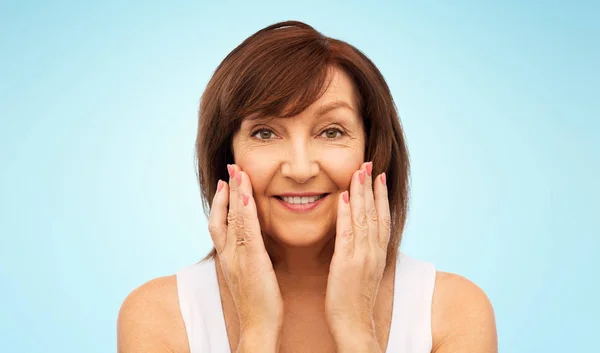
[314,101,357,118]
[244,100,357,123]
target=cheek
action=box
[236,151,276,195]
[320,148,363,189]
[236,152,277,230]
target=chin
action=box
[268,222,334,247]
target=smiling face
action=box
[231,67,365,247]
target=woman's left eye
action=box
[321,128,344,139]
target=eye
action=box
[320,128,344,140]
[251,128,276,140]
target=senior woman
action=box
[118,21,497,353]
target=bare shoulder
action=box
[431,271,498,353]
[117,275,189,353]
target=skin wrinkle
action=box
[240,119,361,149]
[232,67,365,277]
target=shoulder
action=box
[117,275,190,353]
[431,271,498,353]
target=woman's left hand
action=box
[325,161,390,350]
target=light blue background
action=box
[1,1,598,352]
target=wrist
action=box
[238,326,281,353]
[332,328,381,353]
[336,335,381,353]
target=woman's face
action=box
[232,67,365,247]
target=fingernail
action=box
[242,193,249,206]
[342,191,349,204]
[381,173,386,186]
[359,170,365,184]
[235,171,242,185]
[366,162,373,176]
[227,164,235,179]
[217,180,224,192]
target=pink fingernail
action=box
[235,171,242,185]
[366,162,373,176]
[359,170,365,184]
[227,165,235,179]
[217,180,224,192]
[242,193,249,206]
[342,191,349,204]
[381,173,386,186]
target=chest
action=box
[216,270,395,353]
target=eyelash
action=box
[250,127,346,142]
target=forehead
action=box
[245,67,360,124]
[315,67,359,112]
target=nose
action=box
[280,140,320,184]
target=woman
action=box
[117,21,497,353]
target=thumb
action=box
[335,191,354,259]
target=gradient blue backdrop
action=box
[1,1,598,352]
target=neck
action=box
[266,234,335,278]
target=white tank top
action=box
[176,251,436,353]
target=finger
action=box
[363,161,379,250]
[374,172,391,250]
[208,179,229,254]
[334,190,354,259]
[236,170,267,254]
[225,164,242,251]
[350,167,368,250]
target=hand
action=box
[325,161,390,345]
[208,164,284,335]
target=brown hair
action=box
[195,20,410,270]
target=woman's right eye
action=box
[252,129,275,140]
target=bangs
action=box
[197,21,409,270]
[222,32,334,122]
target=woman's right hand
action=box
[208,164,284,336]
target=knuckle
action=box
[366,208,378,224]
[236,230,253,245]
[243,229,254,239]
[208,223,220,236]
[352,214,368,230]
[234,217,245,231]
[227,211,239,225]
[380,215,391,230]
[236,237,247,246]
[343,228,354,239]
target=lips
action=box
[274,193,330,212]
[278,194,327,204]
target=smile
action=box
[275,193,329,212]
[280,194,326,204]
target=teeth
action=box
[282,194,324,204]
